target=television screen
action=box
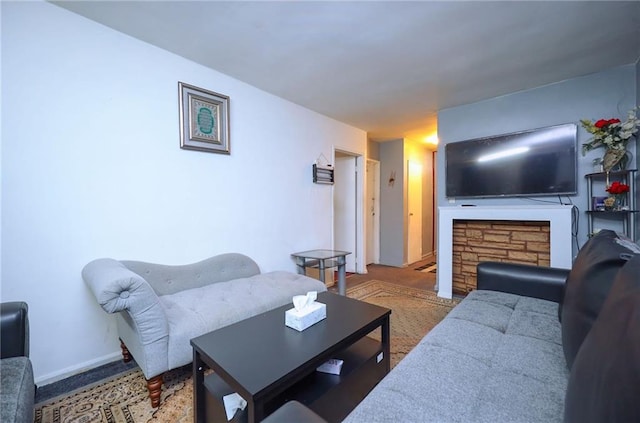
[445,123,577,198]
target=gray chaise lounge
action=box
[83,252,326,407]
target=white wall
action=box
[378,140,404,266]
[437,64,637,253]
[1,1,366,384]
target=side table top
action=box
[291,249,351,260]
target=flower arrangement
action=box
[580,107,639,171]
[606,181,630,196]
[581,108,640,154]
[604,181,630,211]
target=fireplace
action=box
[437,205,574,299]
[452,220,550,295]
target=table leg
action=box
[337,256,347,296]
[318,259,326,284]
[193,350,206,423]
[294,257,306,275]
[381,315,391,373]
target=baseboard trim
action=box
[35,351,122,386]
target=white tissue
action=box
[292,291,318,312]
[222,392,247,421]
[285,295,327,331]
[316,358,344,375]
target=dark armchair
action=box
[0,302,35,423]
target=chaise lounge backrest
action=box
[122,253,261,296]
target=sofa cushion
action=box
[564,254,640,423]
[343,290,568,423]
[560,230,639,369]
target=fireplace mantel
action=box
[437,205,574,299]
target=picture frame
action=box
[592,196,608,211]
[178,82,230,154]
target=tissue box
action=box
[285,302,327,331]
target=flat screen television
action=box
[445,123,577,198]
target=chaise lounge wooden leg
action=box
[119,339,132,363]
[119,339,163,407]
[146,374,163,408]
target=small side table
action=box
[291,249,351,295]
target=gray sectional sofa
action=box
[343,230,640,423]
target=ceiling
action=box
[52,1,640,142]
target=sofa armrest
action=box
[262,401,328,423]
[82,258,169,345]
[0,302,29,359]
[477,261,569,303]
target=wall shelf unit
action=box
[585,169,637,241]
[313,164,334,185]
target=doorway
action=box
[407,160,423,264]
[333,150,364,273]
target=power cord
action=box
[571,204,581,252]
[524,195,582,255]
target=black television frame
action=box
[445,123,578,198]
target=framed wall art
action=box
[178,82,230,154]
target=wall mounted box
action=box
[313,164,334,185]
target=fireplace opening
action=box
[452,220,550,295]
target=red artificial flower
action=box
[594,118,621,128]
[606,181,630,195]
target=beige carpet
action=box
[34,280,458,423]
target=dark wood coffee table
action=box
[191,291,391,423]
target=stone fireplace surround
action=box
[437,205,574,299]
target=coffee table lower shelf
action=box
[204,336,385,423]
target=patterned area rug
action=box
[346,280,457,367]
[34,366,192,423]
[34,280,458,423]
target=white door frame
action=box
[432,150,438,257]
[366,159,380,265]
[332,147,365,274]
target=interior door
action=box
[334,154,357,272]
[407,160,423,264]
